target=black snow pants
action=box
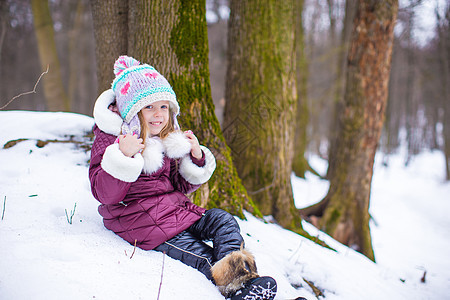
[153,208,243,281]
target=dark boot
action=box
[230,276,277,300]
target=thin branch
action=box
[129,239,137,259]
[1,196,5,220]
[157,251,166,300]
[0,65,49,110]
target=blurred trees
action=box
[326,0,357,179]
[31,0,69,111]
[0,0,96,113]
[435,3,450,180]
[292,0,313,179]
[301,0,399,260]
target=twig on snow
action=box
[0,65,49,110]
[157,251,166,300]
[1,196,6,220]
[303,277,324,299]
[129,239,137,259]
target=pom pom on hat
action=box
[114,56,140,76]
[111,55,180,137]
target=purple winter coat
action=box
[89,90,216,250]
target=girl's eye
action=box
[161,105,168,109]
[145,105,153,109]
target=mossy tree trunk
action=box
[90,0,128,95]
[224,0,301,230]
[300,0,398,261]
[127,0,258,218]
[31,0,70,111]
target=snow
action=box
[1,110,449,300]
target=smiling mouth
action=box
[150,122,162,126]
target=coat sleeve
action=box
[89,127,142,205]
[170,145,216,194]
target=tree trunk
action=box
[224,0,301,230]
[301,0,398,261]
[404,11,417,166]
[127,0,259,218]
[382,38,401,156]
[68,0,96,115]
[90,0,128,94]
[292,0,313,179]
[0,1,7,63]
[326,0,357,179]
[436,4,450,180]
[31,0,70,111]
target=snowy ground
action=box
[1,111,449,300]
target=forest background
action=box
[0,0,449,261]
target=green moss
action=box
[170,0,208,69]
[324,207,341,234]
[164,0,264,221]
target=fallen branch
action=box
[3,136,94,152]
[0,65,49,110]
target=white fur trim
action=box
[142,138,165,174]
[101,143,144,182]
[93,89,123,136]
[179,145,216,185]
[162,131,191,159]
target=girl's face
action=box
[141,100,170,136]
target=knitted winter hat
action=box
[111,55,180,136]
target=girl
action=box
[89,56,277,300]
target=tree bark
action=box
[90,0,128,94]
[326,0,357,179]
[301,0,398,261]
[127,0,259,218]
[292,0,313,179]
[224,0,301,230]
[68,0,96,115]
[31,0,70,111]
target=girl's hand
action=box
[118,134,145,157]
[184,130,202,159]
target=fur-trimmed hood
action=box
[93,89,216,183]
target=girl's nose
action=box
[153,107,162,117]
